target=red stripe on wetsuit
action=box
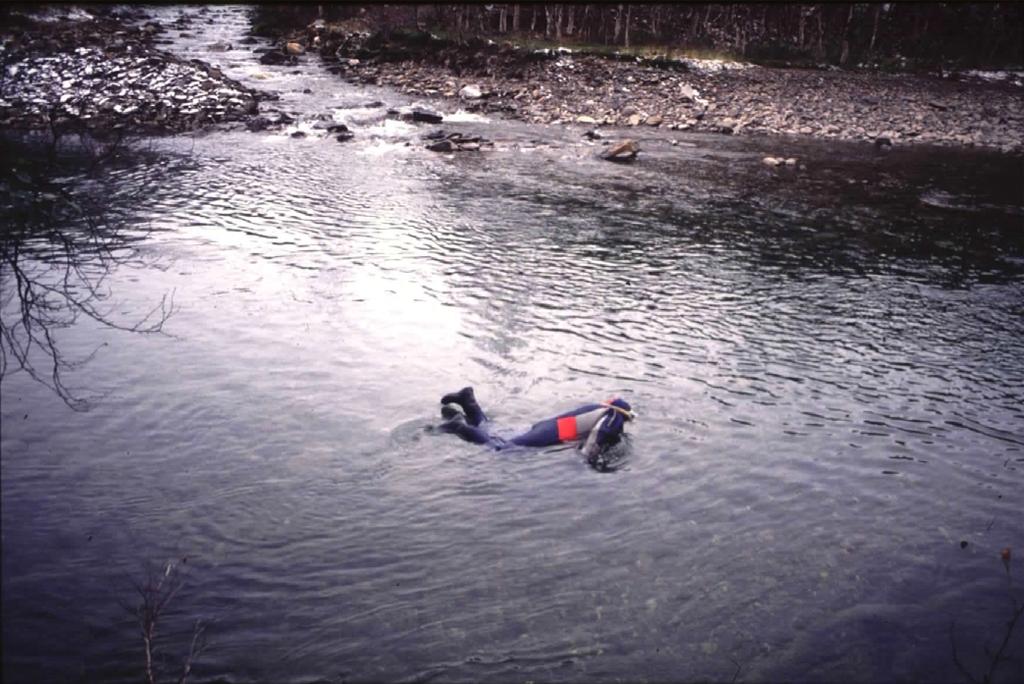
[556,416,579,441]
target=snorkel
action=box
[580,398,636,461]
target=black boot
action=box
[441,404,462,420]
[439,386,486,426]
[438,413,490,445]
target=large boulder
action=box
[409,107,443,124]
[764,156,798,167]
[459,84,483,100]
[259,50,290,65]
[247,115,274,131]
[720,117,740,133]
[679,84,699,101]
[601,139,639,163]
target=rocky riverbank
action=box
[294,24,1024,154]
[0,6,266,135]
[3,5,1021,155]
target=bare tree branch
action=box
[1,121,177,410]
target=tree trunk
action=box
[566,5,575,37]
[839,4,854,65]
[794,7,802,50]
[811,6,825,61]
[513,4,520,32]
[869,4,880,54]
[624,4,631,47]
[614,4,622,44]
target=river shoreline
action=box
[307,25,1023,154]
[2,6,1022,155]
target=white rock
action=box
[459,84,483,99]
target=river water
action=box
[2,6,1023,683]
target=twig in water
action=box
[950,547,1022,684]
[132,558,207,684]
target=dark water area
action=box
[2,6,1023,683]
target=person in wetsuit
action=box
[437,386,634,455]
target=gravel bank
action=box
[303,28,1024,154]
[0,7,266,135]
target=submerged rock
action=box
[426,139,456,152]
[425,131,490,152]
[247,116,270,131]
